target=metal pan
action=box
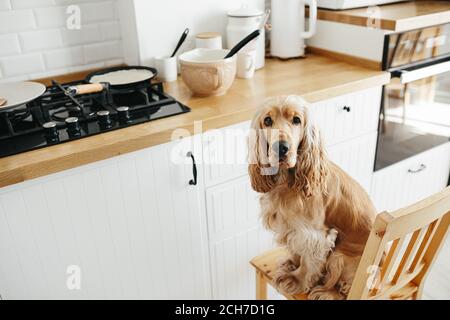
[0,81,46,111]
[85,66,158,90]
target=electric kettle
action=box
[270,0,317,58]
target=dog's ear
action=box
[248,119,276,193]
[293,111,328,197]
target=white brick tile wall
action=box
[0,0,123,81]
[19,29,62,52]
[0,53,45,77]
[0,10,35,33]
[83,40,121,64]
[34,6,69,28]
[11,0,55,9]
[61,24,101,46]
[0,0,11,11]
[43,46,84,69]
[0,34,21,56]
[80,1,116,23]
[100,21,121,41]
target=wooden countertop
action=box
[0,54,390,188]
[315,1,450,32]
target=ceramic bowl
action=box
[179,49,237,96]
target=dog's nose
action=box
[272,141,290,157]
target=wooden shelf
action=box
[313,1,450,32]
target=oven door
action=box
[375,56,450,170]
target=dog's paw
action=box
[326,228,338,249]
[308,290,335,300]
[308,288,344,300]
[337,280,351,296]
[274,272,304,295]
[278,258,298,273]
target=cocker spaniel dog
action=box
[248,96,377,299]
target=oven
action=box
[375,23,450,172]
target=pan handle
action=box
[68,83,105,96]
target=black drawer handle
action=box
[343,106,351,112]
[187,151,197,185]
[408,164,426,174]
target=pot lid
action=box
[228,6,263,18]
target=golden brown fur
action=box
[248,96,376,299]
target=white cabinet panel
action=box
[327,131,378,193]
[205,175,259,241]
[371,142,450,213]
[311,87,381,146]
[0,136,210,300]
[205,175,276,299]
[203,121,251,187]
[210,226,274,300]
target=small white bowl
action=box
[179,48,237,96]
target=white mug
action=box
[237,50,256,79]
[154,56,178,82]
[195,32,222,49]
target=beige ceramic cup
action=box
[179,49,237,96]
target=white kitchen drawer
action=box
[327,131,378,193]
[203,121,251,187]
[371,142,450,213]
[205,175,260,241]
[310,86,381,146]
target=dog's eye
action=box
[292,116,301,125]
[264,116,273,127]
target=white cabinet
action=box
[327,132,378,193]
[0,136,210,300]
[310,87,381,146]
[371,142,450,213]
[203,121,251,187]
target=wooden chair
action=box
[250,186,450,300]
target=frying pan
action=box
[84,66,158,90]
[0,81,46,111]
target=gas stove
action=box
[0,79,190,158]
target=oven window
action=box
[375,71,450,170]
[386,23,450,69]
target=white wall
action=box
[307,20,386,62]
[119,0,265,66]
[0,0,124,83]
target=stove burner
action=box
[0,80,190,158]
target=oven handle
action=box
[396,61,450,84]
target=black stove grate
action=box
[0,81,190,158]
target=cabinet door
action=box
[0,136,210,300]
[205,176,276,299]
[327,132,378,193]
[203,121,251,187]
[371,142,450,213]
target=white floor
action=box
[422,237,450,300]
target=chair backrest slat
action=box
[373,236,406,295]
[348,187,450,300]
[391,227,427,284]
[408,217,441,273]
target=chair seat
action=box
[250,247,309,300]
[250,247,421,300]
